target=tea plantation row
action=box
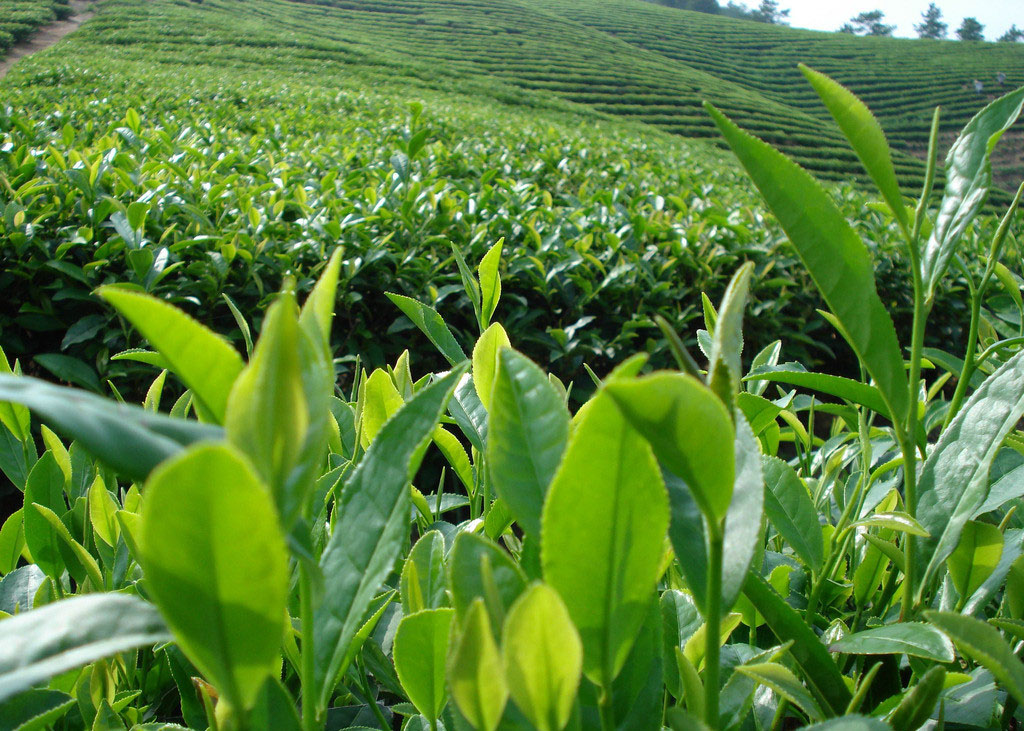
[0,0,71,54]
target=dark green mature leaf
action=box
[706,103,908,426]
[401,530,447,614]
[762,456,823,572]
[735,662,822,722]
[488,349,569,538]
[98,287,244,422]
[33,354,101,393]
[0,688,74,731]
[802,717,890,730]
[0,565,44,615]
[721,412,764,609]
[314,366,466,708]
[606,373,734,522]
[0,374,221,482]
[663,468,708,611]
[915,348,1024,601]
[921,86,1024,303]
[140,443,288,712]
[745,364,891,419]
[742,573,851,715]
[829,623,954,662]
[948,521,1003,602]
[542,390,669,687]
[888,665,945,731]
[387,293,467,365]
[22,453,66,582]
[926,611,1024,706]
[448,373,488,453]
[0,594,169,703]
[799,64,909,233]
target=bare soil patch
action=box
[0,1,94,81]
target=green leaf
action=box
[542,391,669,687]
[22,453,66,581]
[401,530,447,614]
[448,531,527,632]
[605,372,734,522]
[851,512,929,537]
[706,103,908,426]
[721,412,764,610]
[708,262,754,404]
[502,583,582,731]
[921,86,1024,303]
[948,521,1003,602]
[735,662,822,722]
[0,509,24,575]
[140,443,288,712]
[662,468,709,611]
[745,364,890,419]
[926,610,1024,706]
[31,504,103,591]
[98,287,244,423]
[802,716,890,730]
[314,366,466,708]
[0,689,74,731]
[915,348,1024,601]
[741,572,851,715]
[0,374,221,483]
[487,349,569,538]
[799,64,909,233]
[394,608,454,724]
[0,594,169,703]
[448,598,507,731]
[298,247,342,344]
[0,565,44,615]
[249,677,302,731]
[762,456,823,572]
[358,368,404,448]
[829,623,954,662]
[386,293,467,365]
[478,239,503,329]
[888,665,945,731]
[472,323,511,412]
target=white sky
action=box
[779,1,1021,40]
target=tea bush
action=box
[0,0,71,52]
[0,70,1023,731]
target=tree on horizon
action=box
[998,25,1023,42]
[750,0,789,25]
[956,17,984,41]
[839,10,895,36]
[915,3,947,39]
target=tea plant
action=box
[1,68,1024,731]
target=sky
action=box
[779,1,1020,40]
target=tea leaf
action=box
[502,583,582,731]
[915,348,1024,600]
[98,287,243,423]
[925,611,1024,706]
[542,391,668,687]
[742,572,851,715]
[488,349,570,538]
[140,443,288,712]
[721,412,765,609]
[829,623,954,663]
[799,65,909,234]
[314,365,466,707]
[394,608,454,724]
[22,453,66,582]
[359,368,404,448]
[0,374,221,482]
[387,293,467,365]
[921,86,1024,303]
[478,240,503,329]
[708,262,754,404]
[948,521,1003,602]
[606,372,734,522]
[735,662,822,722]
[401,531,447,614]
[472,323,511,412]
[0,594,169,703]
[762,456,823,572]
[448,531,528,632]
[448,599,507,731]
[887,665,945,731]
[706,103,908,426]
[745,364,891,419]
[0,688,75,731]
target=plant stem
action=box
[299,561,319,731]
[944,286,982,429]
[599,685,616,731]
[704,525,724,729]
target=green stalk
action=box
[299,562,319,731]
[943,282,982,429]
[704,523,724,729]
[599,687,616,731]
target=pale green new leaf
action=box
[358,368,404,448]
[478,239,503,329]
[502,583,582,731]
[706,103,908,426]
[799,64,909,233]
[394,608,454,724]
[448,599,507,731]
[140,444,288,712]
[487,349,570,538]
[0,594,169,703]
[605,372,734,522]
[472,323,511,412]
[542,390,668,686]
[708,262,754,404]
[98,287,243,423]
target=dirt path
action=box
[0,1,95,81]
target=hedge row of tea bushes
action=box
[0,0,991,403]
[0,0,71,55]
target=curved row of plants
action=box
[1,68,1024,730]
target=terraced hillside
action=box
[288,0,1024,197]
[0,0,72,54]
